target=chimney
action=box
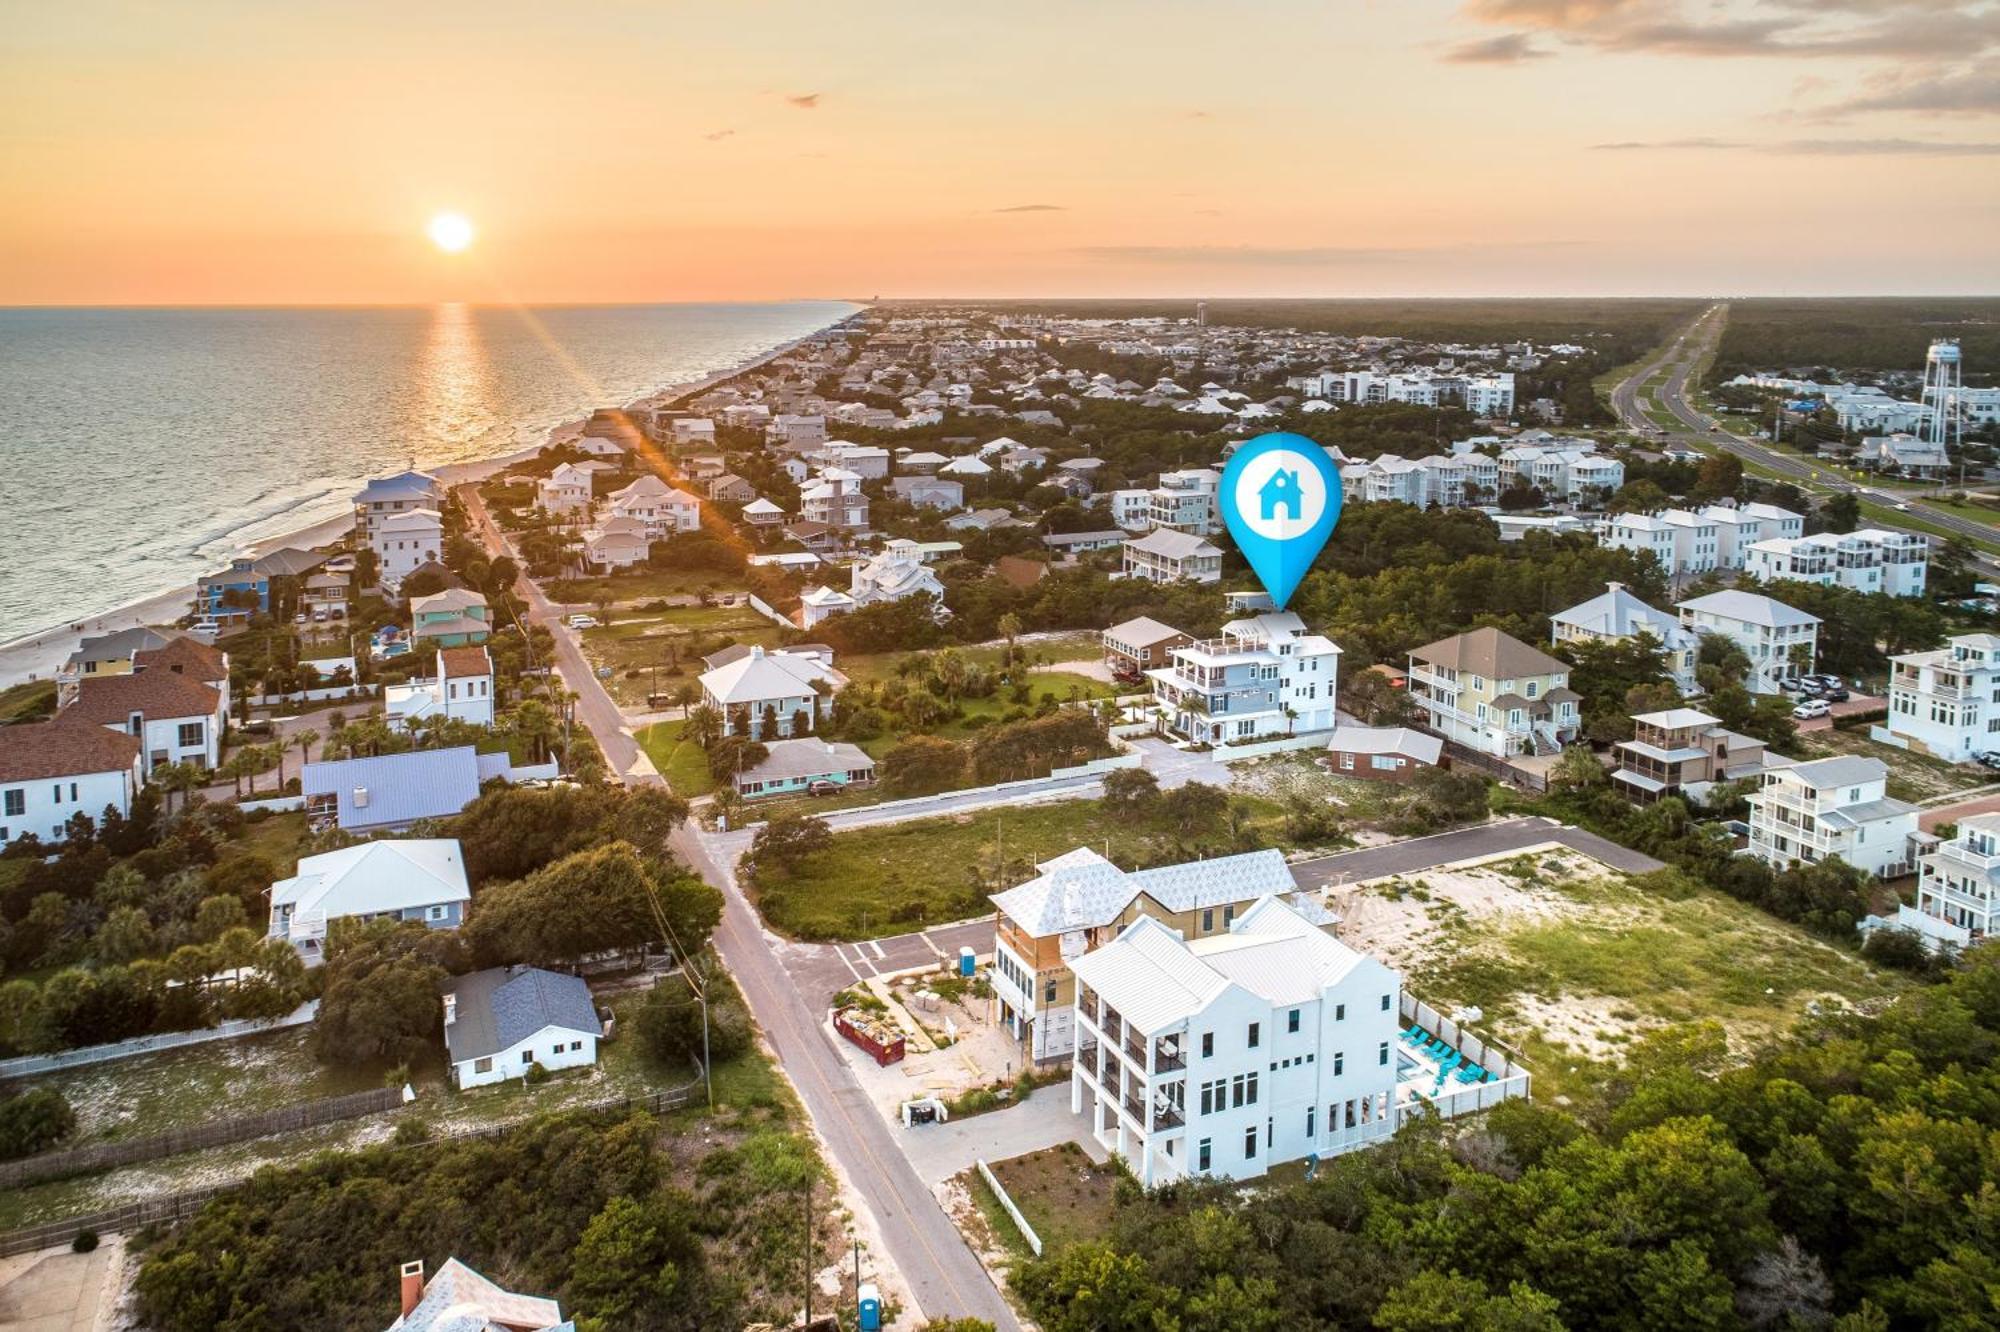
[442,993,456,1026]
[399,1261,425,1317]
[1606,581,1624,594]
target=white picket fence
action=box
[0,1001,320,1079]
[975,1158,1044,1256]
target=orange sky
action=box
[3,0,1997,303]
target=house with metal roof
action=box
[989,846,1326,1061]
[1068,895,1402,1187]
[1746,754,1921,879]
[441,965,604,1088]
[1551,581,1701,696]
[1676,590,1820,696]
[388,1257,572,1332]
[268,839,471,963]
[1323,725,1443,782]
[698,645,836,739]
[301,745,483,832]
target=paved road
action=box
[462,485,1019,1329]
[1612,305,2000,561]
[775,917,997,1009]
[1288,816,1664,892]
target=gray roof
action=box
[252,546,329,577]
[1780,755,1887,789]
[1124,528,1220,559]
[301,745,482,830]
[1325,724,1443,764]
[442,966,599,1063]
[1678,590,1820,629]
[1552,583,1689,644]
[742,737,874,784]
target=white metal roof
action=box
[270,839,470,916]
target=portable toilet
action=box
[958,946,976,978]
[858,1281,882,1331]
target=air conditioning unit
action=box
[353,786,369,808]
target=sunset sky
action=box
[4,0,1997,304]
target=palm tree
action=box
[684,704,723,751]
[1282,703,1298,737]
[510,699,559,764]
[293,727,320,776]
[998,612,1022,667]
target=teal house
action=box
[410,588,492,647]
[734,737,877,800]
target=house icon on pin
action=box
[1259,469,1303,521]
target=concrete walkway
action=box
[0,1239,125,1332]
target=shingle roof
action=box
[64,670,220,726]
[741,737,875,785]
[0,719,141,783]
[1408,626,1566,680]
[134,635,228,682]
[1105,617,1188,649]
[300,746,482,829]
[439,646,491,679]
[442,966,599,1064]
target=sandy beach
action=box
[0,318,849,691]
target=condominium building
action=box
[1676,590,1820,695]
[1743,528,1928,598]
[989,846,1313,1061]
[1069,895,1402,1186]
[353,470,444,541]
[1598,503,1805,576]
[1550,582,1700,695]
[1146,612,1340,743]
[1610,707,1786,805]
[1122,529,1223,584]
[1883,632,2000,762]
[1405,627,1579,758]
[1746,755,1920,879]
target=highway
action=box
[1610,303,1999,558]
[461,486,1022,1330]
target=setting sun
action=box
[426,212,475,254]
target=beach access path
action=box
[460,484,1023,1331]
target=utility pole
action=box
[802,1177,813,1326]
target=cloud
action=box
[784,92,822,109]
[1443,32,1553,62]
[1826,60,2000,115]
[1455,0,2000,62]
[703,129,736,141]
[1590,134,2000,153]
[994,203,1065,213]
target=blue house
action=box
[301,745,483,832]
[267,838,471,963]
[196,557,271,622]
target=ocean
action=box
[0,301,858,646]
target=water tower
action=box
[1921,338,1963,451]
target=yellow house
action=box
[989,847,1332,1062]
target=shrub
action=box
[0,1087,77,1161]
[524,1060,552,1085]
[71,1229,98,1254]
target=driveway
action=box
[0,1239,124,1332]
[901,1089,1104,1187]
[1288,816,1664,892]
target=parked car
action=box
[1821,686,1850,702]
[1977,752,2000,772]
[1778,678,1806,693]
[1793,699,1832,720]
[806,780,840,796]
[567,614,597,629]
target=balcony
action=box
[1152,1036,1187,1073]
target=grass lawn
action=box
[987,1141,1118,1255]
[232,810,314,876]
[636,719,717,797]
[579,605,784,708]
[0,678,56,724]
[1857,500,2000,556]
[1801,726,1987,802]
[550,570,747,605]
[746,792,1289,940]
[1365,851,1908,1103]
[839,633,1101,688]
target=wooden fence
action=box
[0,1079,701,1258]
[0,1085,403,1190]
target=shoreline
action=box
[0,311,858,690]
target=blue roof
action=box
[301,745,481,830]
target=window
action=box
[1222,904,1235,927]
[1378,1041,1390,1066]
[1198,1138,1212,1172]
[177,721,204,749]
[426,905,448,922]
[1246,1072,1259,1105]
[522,1050,534,1065]
[1201,908,1213,931]
[1244,1127,1258,1160]
[569,1041,583,1051]
[1334,1003,1345,1021]
[473,1057,493,1074]
[1381,993,1392,1012]
[1247,1022,1260,1048]
[1334,1051,1344,1075]
[2,790,22,818]
[1287,1009,1301,1034]
[1201,1032,1213,1058]
[1306,1106,1316,1138]
[1044,978,1057,1004]
[50,784,61,805]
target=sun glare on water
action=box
[427,212,475,253]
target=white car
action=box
[1792,699,1831,720]
[566,614,598,630]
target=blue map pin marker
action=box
[1219,431,1344,610]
